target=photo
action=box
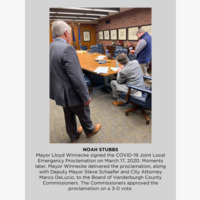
[128,27,138,40]
[118,28,127,40]
[110,29,117,40]
[104,30,110,40]
[141,25,152,36]
[98,31,103,40]
[83,31,91,41]
[49,7,152,144]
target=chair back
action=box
[143,86,151,110]
[81,45,87,50]
[123,48,128,55]
[96,43,104,54]
[128,53,137,61]
[90,45,98,53]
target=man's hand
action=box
[130,50,135,53]
[117,68,122,72]
[117,65,124,72]
[84,97,91,106]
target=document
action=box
[111,68,118,72]
[94,67,109,74]
[95,55,107,61]
[96,55,106,59]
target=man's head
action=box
[117,53,129,65]
[136,28,145,39]
[52,20,72,44]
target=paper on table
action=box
[95,55,106,60]
[77,50,87,53]
[112,68,118,71]
[94,67,109,74]
[97,55,106,58]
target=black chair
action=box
[96,43,104,54]
[122,48,128,55]
[128,53,137,61]
[113,46,123,58]
[90,45,98,53]
[81,45,87,51]
[84,74,92,86]
[120,76,152,124]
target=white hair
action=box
[136,28,145,35]
[52,20,71,37]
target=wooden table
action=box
[77,52,119,92]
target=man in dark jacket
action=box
[50,20,101,143]
[134,28,152,76]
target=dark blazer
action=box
[50,38,89,107]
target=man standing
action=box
[134,28,152,76]
[110,53,145,106]
[50,20,101,143]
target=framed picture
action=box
[83,31,91,42]
[128,27,138,40]
[104,30,110,40]
[98,31,103,40]
[141,25,152,36]
[110,29,117,40]
[118,28,127,40]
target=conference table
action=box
[77,51,120,92]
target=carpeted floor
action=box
[50,89,151,143]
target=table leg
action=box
[104,76,112,93]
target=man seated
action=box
[110,53,145,106]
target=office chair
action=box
[83,74,92,86]
[96,43,104,54]
[81,45,88,51]
[120,76,152,124]
[128,53,137,61]
[122,48,128,55]
[113,46,123,58]
[90,45,98,53]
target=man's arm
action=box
[63,45,90,104]
[135,39,147,54]
[117,69,127,84]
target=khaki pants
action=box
[140,63,150,76]
[110,80,126,102]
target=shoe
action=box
[71,126,83,143]
[112,101,124,106]
[87,123,101,138]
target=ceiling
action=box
[49,7,133,24]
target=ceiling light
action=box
[53,16,77,18]
[67,7,92,11]
[56,12,83,15]
[86,13,107,16]
[78,16,99,19]
[92,9,119,12]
